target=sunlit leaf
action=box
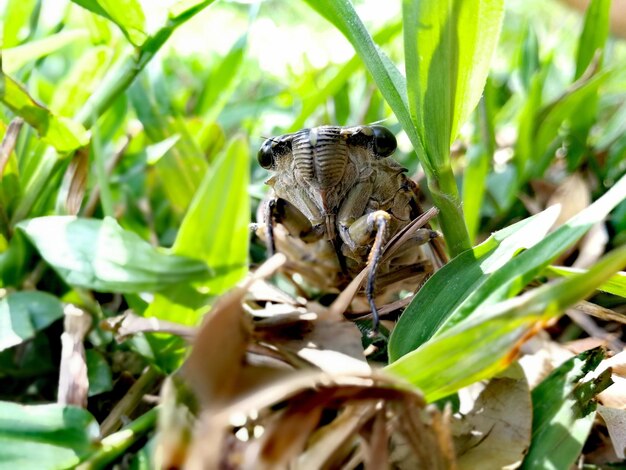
[546,265,626,298]
[0,291,64,351]
[0,401,99,469]
[386,245,626,402]
[70,0,147,46]
[521,348,612,469]
[0,68,89,153]
[575,0,611,79]
[2,0,38,48]
[17,216,213,292]
[389,206,560,361]
[3,30,90,75]
[403,0,504,158]
[390,172,626,360]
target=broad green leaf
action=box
[17,216,213,292]
[403,0,504,159]
[546,265,626,298]
[0,291,64,351]
[386,244,626,402]
[70,0,147,46]
[390,171,626,361]
[0,401,99,469]
[575,0,611,79]
[3,30,90,74]
[2,0,38,48]
[0,68,89,153]
[521,348,611,469]
[389,205,560,361]
[172,136,249,293]
[517,24,540,92]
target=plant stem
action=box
[79,407,158,469]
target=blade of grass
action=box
[403,0,504,255]
[546,265,626,298]
[390,171,626,360]
[386,244,626,402]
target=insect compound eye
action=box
[371,126,397,158]
[257,139,275,169]
[257,138,292,169]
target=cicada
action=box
[256,125,446,333]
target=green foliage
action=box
[0,0,625,466]
[0,402,99,469]
[521,348,612,469]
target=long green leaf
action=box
[389,205,560,361]
[546,265,626,298]
[575,0,611,79]
[390,172,626,360]
[521,348,611,469]
[0,66,89,153]
[0,401,99,469]
[70,0,147,46]
[386,244,626,402]
[2,30,90,74]
[403,0,504,161]
[17,216,213,292]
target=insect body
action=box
[257,125,445,332]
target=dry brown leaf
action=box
[362,409,390,470]
[0,118,23,177]
[519,332,574,388]
[65,146,89,215]
[574,222,609,269]
[452,364,532,470]
[548,173,591,229]
[57,305,92,407]
[597,405,626,459]
[297,406,373,469]
[181,254,286,407]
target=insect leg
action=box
[365,211,391,336]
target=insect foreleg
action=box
[364,210,391,336]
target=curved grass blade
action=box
[386,244,626,402]
[390,172,626,361]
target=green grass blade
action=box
[70,0,148,46]
[2,0,38,48]
[402,0,504,161]
[546,265,626,298]
[0,401,99,469]
[575,0,611,79]
[386,244,626,402]
[390,171,626,361]
[301,0,474,255]
[521,348,612,469]
[2,30,90,74]
[389,205,560,361]
[16,216,213,292]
